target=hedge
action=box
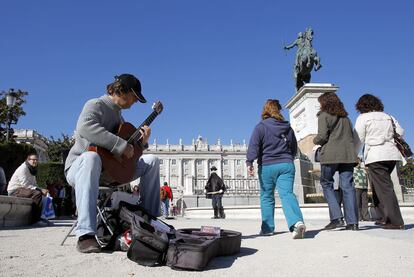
[37,162,66,189]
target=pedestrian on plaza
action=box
[7,153,49,225]
[246,99,306,239]
[313,92,359,231]
[64,73,161,253]
[160,182,173,217]
[354,94,405,229]
[205,166,227,219]
[354,158,371,221]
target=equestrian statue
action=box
[284,27,322,91]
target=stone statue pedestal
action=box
[285,83,339,159]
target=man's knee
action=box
[80,152,102,171]
[31,190,43,203]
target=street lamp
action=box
[5,89,17,142]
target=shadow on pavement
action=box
[206,247,258,270]
[241,231,286,239]
[303,228,323,238]
[404,223,414,230]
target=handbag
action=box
[314,146,322,162]
[390,116,413,158]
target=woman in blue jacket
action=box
[246,99,305,239]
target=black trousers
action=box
[212,195,223,210]
[355,188,370,221]
[367,161,404,226]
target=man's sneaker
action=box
[324,218,345,230]
[292,221,306,239]
[259,230,275,236]
[77,235,101,254]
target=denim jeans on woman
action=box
[320,163,358,224]
[66,151,160,237]
[258,162,304,233]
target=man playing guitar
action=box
[64,74,161,253]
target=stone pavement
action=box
[1,215,413,277]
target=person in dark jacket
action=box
[313,92,359,231]
[205,166,226,219]
[246,99,306,239]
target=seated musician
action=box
[64,74,161,253]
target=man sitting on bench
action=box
[7,153,49,225]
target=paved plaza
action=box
[1,215,413,277]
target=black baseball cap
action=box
[115,74,147,103]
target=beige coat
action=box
[354,111,403,165]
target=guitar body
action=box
[88,101,163,185]
[89,122,143,184]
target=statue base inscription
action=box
[285,83,338,159]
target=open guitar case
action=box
[118,202,241,270]
[166,228,242,270]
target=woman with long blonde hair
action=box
[246,99,306,239]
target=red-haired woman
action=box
[247,99,306,239]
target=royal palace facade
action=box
[145,136,260,197]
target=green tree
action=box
[400,159,414,180]
[0,89,28,142]
[46,134,74,162]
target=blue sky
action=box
[1,1,413,147]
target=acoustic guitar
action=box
[89,101,163,184]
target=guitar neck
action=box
[128,111,159,144]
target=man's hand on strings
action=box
[140,125,151,145]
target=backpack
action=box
[160,188,168,200]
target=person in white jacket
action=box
[354,94,405,230]
[8,153,48,224]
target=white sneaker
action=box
[292,221,306,239]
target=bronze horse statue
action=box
[284,28,322,91]
[295,44,322,91]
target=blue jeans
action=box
[258,163,304,233]
[320,163,358,224]
[66,152,161,237]
[161,199,169,216]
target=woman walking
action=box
[313,92,359,231]
[354,94,405,229]
[246,99,305,239]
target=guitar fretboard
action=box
[128,110,159,144]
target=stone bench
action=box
[0,195,33,228]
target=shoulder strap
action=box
[329,116,340,132]
[388,115,398,135]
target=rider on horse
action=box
[284,27,322,91]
